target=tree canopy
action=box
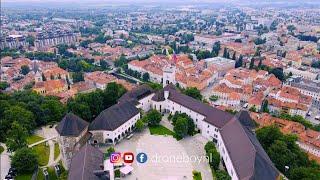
[256,126,320,179]
[183,87,202,101]
[144,109,162,127]
[11,147,38,174]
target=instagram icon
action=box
[110,152,121,163]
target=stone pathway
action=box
[47,140,55,166]
[160,114,174,131]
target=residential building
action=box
[267,86,312,117]
[0,35,29,50]
[253,113,320,162]
[284,67,319,80]
[203,57,235,77]
[287,76,320,107]
[34,31,77,51]
[33,79,68,95]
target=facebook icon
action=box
[136,152,148,163]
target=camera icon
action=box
[110,152,121,163]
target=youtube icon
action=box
[123,152,134,163]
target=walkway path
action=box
[160,114,174,131]
[28,136,57,148]
[0,143,11,180]
[46,140,55,167]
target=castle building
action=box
[57,81,279,179]
[55,113,90,169]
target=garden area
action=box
[204,142,230,180]
[31,142,50,166]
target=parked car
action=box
[315,116,320,121]
[126,134,133,139]
[5,174,13,180]
[243,103,248,109]
[307,111,312,116]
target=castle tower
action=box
[162,65,176,88]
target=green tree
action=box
[187,117,195,135]
[268,140,295,173]
[262,100,269,113]
[204,141,220,170]
[289,167,320,180]
[256,126,282,149]
[249,105,257,112]
[212,41,221,55]
[235,54,243,68]
[142,72,150,82]
[249,59,255,69]
[11,147,38,174]
[72,71,84,83]
[232,52,236,60]
[135,119,144,132]
[40,99,66,124]
[204,141,215,153]
[173,117,188,138]
[20,65,30,75]
[114,55,128,67]
[184,87,202,101]
[270,68,285,81]
[94,33,107,43]
[26,35,35,46]
[105,147,115,158]
[5,121,28,152]
[216,170,231,180]
[146,109,162,127]
[2,105,36,134]
[0,81,9,90]
[58,59,68,70]
[42,73,47,81]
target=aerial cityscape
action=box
[0,0,320,180]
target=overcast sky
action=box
[2,0,320,8]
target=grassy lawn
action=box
[37,167,58,180]
[15,174,33,180]
[31,143,50,166]
[27,135,44,145]
[0,145,4,154]
[149,125,175,136]
[54,143,60,160]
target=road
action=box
[0,143,11,180]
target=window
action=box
[208,125,210,128]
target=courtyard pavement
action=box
[106,126,213,180]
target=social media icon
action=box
[136,152,147,163]
[123,152,134,163]
[110,152,121,163]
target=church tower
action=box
[162,65,176,87]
